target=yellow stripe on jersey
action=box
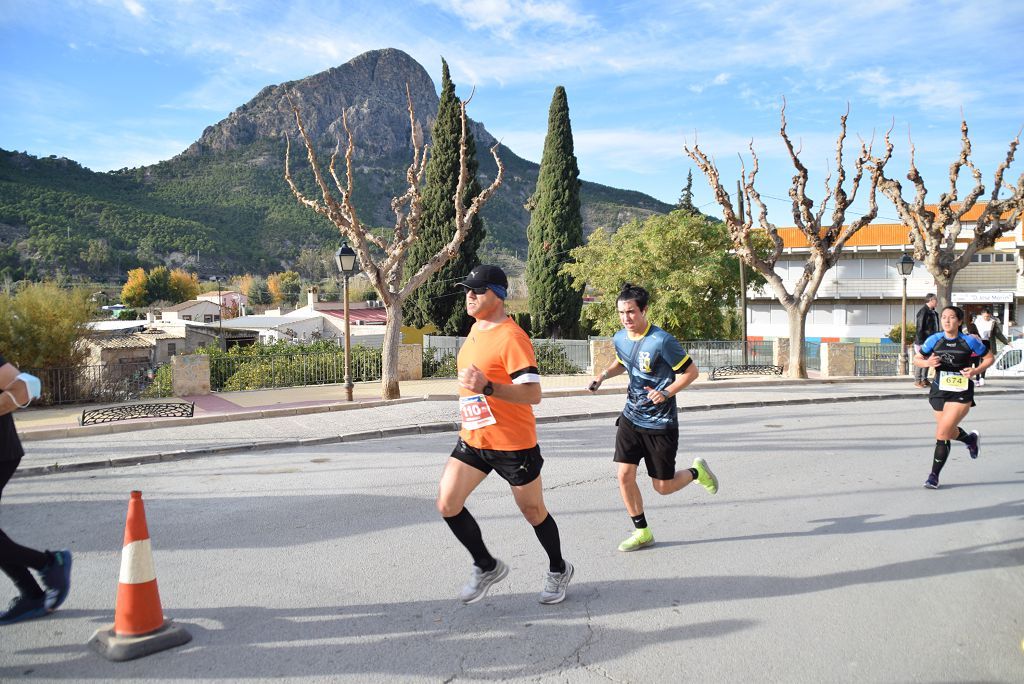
[672,354,691,371]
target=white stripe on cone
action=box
[119,539,157,585]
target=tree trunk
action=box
[934,274,954,310]
[786,306,808,379]
[380,303,403,400]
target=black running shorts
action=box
[613,416,679,480]
[928,382,976,411]
[450,439,544,486]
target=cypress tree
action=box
[526,86,583,338]
[402,59,484,335]
[677,169,696,213]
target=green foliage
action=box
[510,311,532,336]
[888,322,917,344]
[402,59,483,335]
[198,340,382,390]
[423,350,458,378]
[526,86,584,338]
[115,308,143,320]
[676,170,696,213]
[532,340,581,375]
[564,211,760,340]
[141,364,174,398]
[0,281,93,368]
[246,276,272,305]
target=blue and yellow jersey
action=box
[612,324,692,431]
[921,332,987,374]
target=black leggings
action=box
[1,458,48,598]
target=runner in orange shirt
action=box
[436,265,573,605]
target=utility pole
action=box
[737,180,748,365]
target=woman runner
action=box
[913,306,993,489]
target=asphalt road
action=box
[1,395,1022,682]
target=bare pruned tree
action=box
[685,102,890,378]
[873,120,1024,308]
[285,86,504,399]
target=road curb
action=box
[15,388,1022,478]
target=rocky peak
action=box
[182,48,495,161]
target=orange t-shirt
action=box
[457,317,540,451]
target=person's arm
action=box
[589,360,627,391]
[0,361,31,417]
[459,363,540,404]
[644,362,699,405]
[962,339,995,377]
[994,321,1008,345]
[913,336,940,369]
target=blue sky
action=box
[2,0,1022,223]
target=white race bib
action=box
[459,394,497,430]
[938,371,969,393]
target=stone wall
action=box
[820,342,855,377]
[171,354,210,397]
[773,337,790,373]
[590,339,616,375]
[398,343,423,381]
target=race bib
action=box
[460,394,497,430]
[939,371,969,393]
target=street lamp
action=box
[897,253,915,376]
[335,243,359,401]
[209,276,225,352]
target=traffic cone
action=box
[89,490,191,661]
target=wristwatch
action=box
[482,380,494,396]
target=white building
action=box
[747,205,1021,343]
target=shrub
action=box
[887,322,917,344]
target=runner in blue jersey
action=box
[913,305,993,489]
[588,284,718,552]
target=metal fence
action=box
[23,362,171,406]
[804,340,821,372]
[209,349,383,391]
[855,344,901,376]
[678,340,775,369]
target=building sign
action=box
[952,291,1014,303]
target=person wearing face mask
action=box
[0,354,72,625]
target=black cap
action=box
[458,264,508,290]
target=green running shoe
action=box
[618,527,654,552]
[693,457,719,494]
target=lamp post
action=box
[209,275,225,351]
[335,243,358,401]
[897,253,915,376]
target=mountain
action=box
[0,48,672,282]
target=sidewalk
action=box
[12,374,1023,477]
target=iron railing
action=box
[678,340,774,370]
[22,362,171,406]
[855,344,902,376]
[208,349,384,392]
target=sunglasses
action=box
[465,286,490,295]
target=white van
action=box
[988,339,1024,378]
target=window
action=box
[181,315,192,321]
[749,302,771,325]
[847,304,868,325]
[837,260,861,279]
[167,343,177,356]
[203,315,214,323]
[979,253,992,263]
[770,303,788,325]
[862,259,887,279]
[867,303,891,325]
[811,303,833,325]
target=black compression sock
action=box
[932,440,951,477]
[631,513,648,529]
[955,427,973,443]
[532,514,565,574]
[443,507,495,571]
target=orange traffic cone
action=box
[89,490,191,661]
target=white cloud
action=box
[122,0,145,18]
[422,0,594,38]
